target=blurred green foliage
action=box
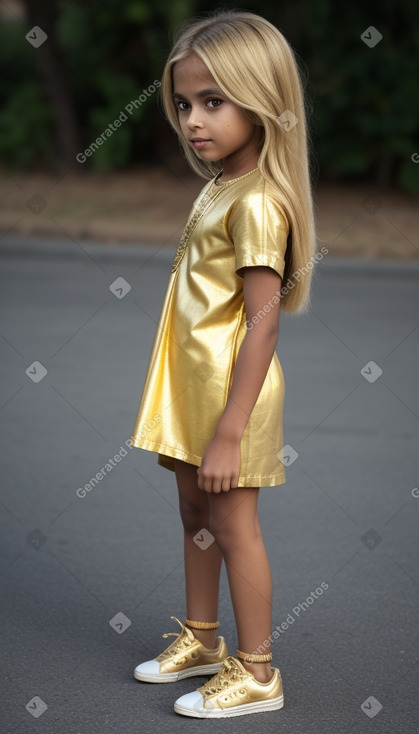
[0,20,53,166]
[0,0,418,191]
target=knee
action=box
[179,496,209,534]
[208,516,235,554]
[208,515,258,554]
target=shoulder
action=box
[226,175,289,236]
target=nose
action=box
[186,105,203,130]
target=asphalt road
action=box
[1,235,418,734]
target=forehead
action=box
[172,54,217,92]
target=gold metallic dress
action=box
[131,167,290,487]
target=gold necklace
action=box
[170,182,225,273]
[170,167,259,273]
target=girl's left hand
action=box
[197,435,241,493]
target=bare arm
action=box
[197,266,282,493]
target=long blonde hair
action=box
[160,9,317,313]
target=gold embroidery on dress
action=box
[170,167,260,274]
[171,183,224,273]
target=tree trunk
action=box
[23,0,80,171]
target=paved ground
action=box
[1,235,418,734]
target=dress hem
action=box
[131,437,286,488]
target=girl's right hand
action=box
[197,434,241,493]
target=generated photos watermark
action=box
[252,582,329,655]
[76,415,161,498]
[246,247,329,330]
[76,80,161,163]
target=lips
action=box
[190,138,212,150]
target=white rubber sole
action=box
[134,662,224,683]
[174,694,284,718]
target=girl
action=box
[131,9,316,718]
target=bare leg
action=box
[208,487,273,683]
[174,459,223,649]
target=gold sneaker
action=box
[134,616,228,683]
[173,655,284,717]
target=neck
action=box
[219,146,260,183]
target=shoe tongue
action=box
[167,616,194,642]
[184,626,195,641]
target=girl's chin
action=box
[195,149,216,157]
[195,151,223,163]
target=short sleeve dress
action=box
[131,167,290,487]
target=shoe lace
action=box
[158,616,194,661]
[202,658,247,696]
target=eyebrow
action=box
[172,88,224,100]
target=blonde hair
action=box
[160,9,317,313]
